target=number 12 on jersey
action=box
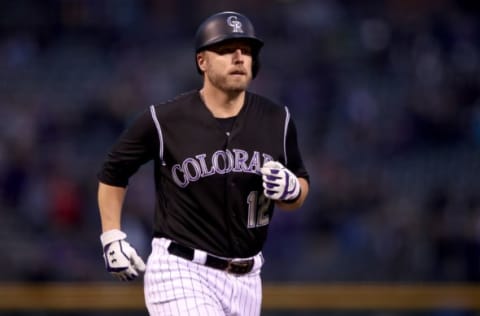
[247,191,271,228]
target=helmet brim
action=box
[196,35,264,53]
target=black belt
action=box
[167,242,254,275]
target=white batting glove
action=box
[100,229,146,281]
[260,161,301,202]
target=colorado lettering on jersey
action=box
[172,149,273,187]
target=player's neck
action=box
[199,87,245,118]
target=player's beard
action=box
[207,70,251,93]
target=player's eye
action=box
[239,47,252,55]
[210,46,252,56]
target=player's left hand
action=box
[260,161,301,202]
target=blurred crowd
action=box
[1,0,480,283]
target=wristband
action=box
[282,187,302,204]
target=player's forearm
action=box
[98,181,127,232]
[275,178,309,211]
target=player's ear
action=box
[196,52,207,72]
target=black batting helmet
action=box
[194,11,264,78]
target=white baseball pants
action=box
[144,238,264,316]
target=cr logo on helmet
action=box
[227,16,243,33]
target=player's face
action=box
[198,40,254,92]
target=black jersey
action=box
[98,90,309,258]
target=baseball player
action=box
[97,11,310,316]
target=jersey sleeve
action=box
[285,118,310,183]
[97,109,158,187]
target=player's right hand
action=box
[100,229,146,281]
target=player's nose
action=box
[232,49,245,62]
